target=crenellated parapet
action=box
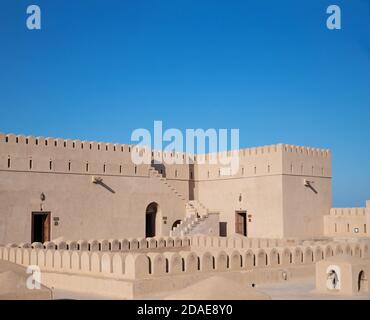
[281,144,330,157]
[0,132,332,180]
[0,132,151,177]
[1,238,368,281]
[324,202,369,237]
[330,208,366,216]
[0,133,137,153]
[194,143,331,180]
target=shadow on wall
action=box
[304,180,318,194]
[93,178,115,194]
[151,161,166,178]
[189,164,195,200]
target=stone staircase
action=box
[185,200,209,217]
[149,166,218,236]
[170,212,217,237]
[149,166,187,201]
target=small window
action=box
[49,160,52,170]
[241,167,244,175]
[207,171,210,178]
[113,146,116,151]
[64,141,66,147]
[89,144,92,150]
[219,222,227,237]
[81,143,84,149]
[103,164,106,173]
[68,161,71,171]
[106,145,108,151]
[290,164,293,173]
[5,136,8,143]
[119,165,122,174]
[26,138,29,144]
[190,171,193,179]
[364,224,367,233]
[134,166,137,174]
[98,145,100,150]
[347,224,350,232]
[54,141,57,147]
[334,223,337,233]
[29,159,33,170]
[175,170,178,177]
[45,140,48,146]
[254,166,257,174]
[121,146,124,152]
[7,157,10,168]
[312,166,314,175]
[16,137,19,143]
[86,162,89,172]
[35,139,38,145]
[129,147,131,152]
[268,165,271,173]
[72,142,75,148]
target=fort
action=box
[0,132,369,299]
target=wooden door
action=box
[32,212,51,243]
[43,213,51,242]
[235,211,247,236]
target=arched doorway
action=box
[358,270,368,292]
[146,202,158,238]
[172,220,182,230]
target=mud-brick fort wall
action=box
[0,132,333,244]
[193,144,332,238]
[324,201,370,237]
[281,145,332,238]
[0,133,188,244]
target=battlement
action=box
[330,208,366,216]
[0,133,331,159]
[0,133,198,166]
[281,144,330,158]
[0,132,154,177]
[239,143,330,158]
[193,144,330,168]
[0,132,137,153]
[0,132,332,179]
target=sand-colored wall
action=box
[282,175,331,237]
[281,145,332,238]
[366,201,370,236]
[196,175,284,238]
[0,133,333,242]
[1,238,367,299]
[324,207,368,237]
[0,134,188,244]
[195,144,332,238]
[195,145,284,238]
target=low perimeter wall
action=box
[1,241,369,281]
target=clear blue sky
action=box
[0,0,369,207]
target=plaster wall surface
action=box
[0,133,333,242]
[0,134,188,243]
[324,207,369,237]
[195,144,332,238]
